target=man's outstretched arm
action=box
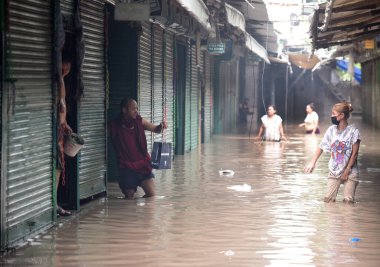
[142,119,167,133]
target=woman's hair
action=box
[267,105,277,111]
[307,102,315,111]
[334,101,353,118]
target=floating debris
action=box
[220,250,235,256]
[227,184,252,192]
[219,169,235,176]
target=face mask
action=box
[331,116,339,125]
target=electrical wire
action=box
[261,20,270,116]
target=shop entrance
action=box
[105,3,138,182]
[57,31,79,211]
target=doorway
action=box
[57,31,79,211]
[106,3,138,182]
[175,43,186,155]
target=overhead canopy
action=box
[288,53,320,69]
[175,0,213,33]
[245,32,270,64]
[227,0,278,54]
[310,0,380,49]
[225,3,246,34]
[269,56,288,65]
[216,2,269,63]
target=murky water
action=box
[2,118,380,266]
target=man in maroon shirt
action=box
[109,98,167,199]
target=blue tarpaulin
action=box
[336,60,362,83]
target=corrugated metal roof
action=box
[311,0,380,49]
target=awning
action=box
[225,3,246,34]
[310,0,380,49]
[229,0,278,54]
[288,53,320,69]
[175,0,213,33]
[269,56,288,65]
[245,32,270,64]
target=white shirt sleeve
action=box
[319,126,333,152]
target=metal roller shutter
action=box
[78,0,106,199]
[138,22,153,152]
[164,31,174,152]
[152,24,163,142]
[210,56,215,135]
[2,0,53,248]
[60,0,74,15]
[204,52,212,143]
[184,40,191,152]
[190,44,199,150]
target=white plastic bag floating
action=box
[219,250,235,256]
[219,169,235,176]
[227,184,252,192]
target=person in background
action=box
[255,105,287,142]
[299,102,320,134]
[304,101,360,204]
[239,98,250,124]
[108,98,167,199]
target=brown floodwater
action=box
[2,118,380,266]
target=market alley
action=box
[2,118,380,267]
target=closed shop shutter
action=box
[190,44,199,150]
[199,49,204,144]
[78,0,106,199]
[60,0,74,15]
[138,22,153,152]
[152,24,163,142]
[204,52,212,143]
[184,40,191,152]
[210,56,215,135]
[164,31,174,152]
[3,0,53,248]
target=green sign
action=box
[207,43,225,54]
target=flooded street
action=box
[2,118,380,267]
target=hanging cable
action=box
[261,20,270,115]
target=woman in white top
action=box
[298,102,320,134]
[256,105,286,142]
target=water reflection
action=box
[2,122,380,267]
